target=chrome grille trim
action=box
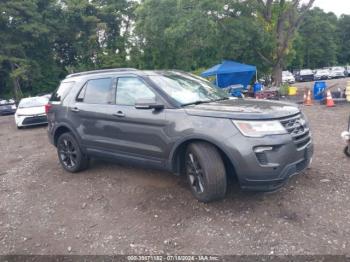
[280,114,311,149]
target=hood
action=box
[16,106,45,116]
[184,98,300,120]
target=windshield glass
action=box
[332,67,343,71]
[0,99,15,105]
[149,72,229,105]
[316,70,329,74]
[19,97,48,108]
[300,69,313,75]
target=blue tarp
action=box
[201,60,256,88]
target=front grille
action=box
[22,115,47,125]
[280,114,311,149]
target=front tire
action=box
[57,132,89,173]
[185,142,227,202]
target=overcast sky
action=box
[313,0,350,16]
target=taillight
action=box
[45,103,53,114]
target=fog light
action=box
[254,146,273,153]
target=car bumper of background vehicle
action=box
[0,109,16,115]
[224,133,314,192]
[16,115,48,127]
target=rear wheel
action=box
[344,146,350,157]
[57,132,89,172]
[185,142,227,202]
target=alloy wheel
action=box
[186,152,205,194]
[58,138,78,169]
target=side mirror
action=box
[135,98,164,110]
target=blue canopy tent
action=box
[201,60,256,89]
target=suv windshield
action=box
[149,73,229,106]
[19,97,48,108]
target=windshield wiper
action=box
[181,100,211,107]
[211,97,230,102]
[181,97,229,107]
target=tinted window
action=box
[51,81,75,102]
[82,78,112,104]
[116,77,155,106]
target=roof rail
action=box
[66,68,138,78]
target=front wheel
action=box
[344,146,350,157]
[57,132,89,173]
[185,142,227,203]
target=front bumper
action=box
[16,114,48,127]
[241,144,313,191]
[225,130,313,192]
[314,76,329,80]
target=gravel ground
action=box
[0,103,350,256]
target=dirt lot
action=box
[0,103,350,256]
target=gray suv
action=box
[46,69,313,202]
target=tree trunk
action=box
[272,62,283,87]
[9,62,23,100]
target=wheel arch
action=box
[170,136,237,178]
[53,123,80,147]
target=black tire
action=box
[57,132,89,173]
[344,146,350,157]
[185,142,227,202]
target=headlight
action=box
[233,120,287,137]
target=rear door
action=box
[68,77,118,150]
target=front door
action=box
[108,76,169,166]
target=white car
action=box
[329,67,345,79]
[282,71,295,84]
[314,69,330,80]
[15,96,49,128]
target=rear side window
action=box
[78,78,113,104]
[50,81,75,102]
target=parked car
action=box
[314,69,330,81]
[295,69,314,82]
[15,96,49,128]
[0,99,17,115]
[282,71,295,84]
[329,67,345,79]
[46,69,313,202]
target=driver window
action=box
[116,77,156,106]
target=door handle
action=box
[71,107,80,112]
[113,111,125,117]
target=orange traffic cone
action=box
[304,90,313,106]
[326,90,335,107]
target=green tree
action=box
[290,8,338,69]
[0,0,52,98]
[255,0,315,85]
[338,15,350,65]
